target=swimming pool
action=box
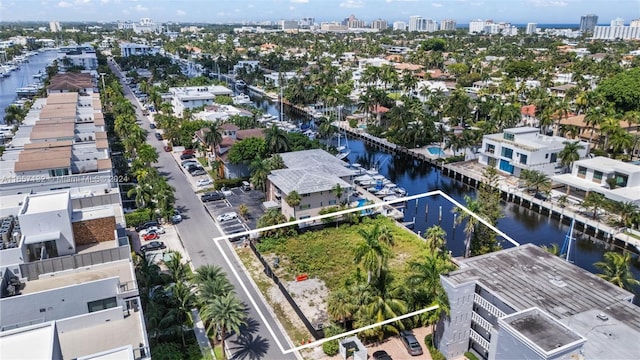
[427,146,445,156]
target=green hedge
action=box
[424,334,447,360]
[214,178,247,190]
[465,351,480,360]
[125,209,153,228]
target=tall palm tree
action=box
[168,280,195,346]
[424,225,447,254]
[453,195,482,258]
[327,288,354,328]
[594,251,640,291]
[200,293,247,360]
[285,190,301,219]
[582,192,607,219]
[353,224,392,283]
[357,270,407,342]
[558,141,585,173]
[267,154,285,170]
[136,143,159,166]
[264,125,290,153]
[331,183,344,205]
[205,122,223,155]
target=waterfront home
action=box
[265,149,356,222]
[47,73,95,94]
[120,42,161,57]
[552,156,640,205]
[57,44,98,71]
[167,85,233,117]
[558,114,640,153]
[437,244,639,360]
[478,127,589,177]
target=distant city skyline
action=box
[1,0,639,25]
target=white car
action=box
[139,226,165,236]
[197,178,213,187]
[216,212,238,223]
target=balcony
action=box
[474,293,506,319]
[469,328,490,351]
[472,311,494,334]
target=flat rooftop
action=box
[278,149,358,178]
[501,308,584,353]
[445,244,640,330]
[269,168,353,195]
[21,260,133,295]
[59,311,143,360]
[0,322,55,359]
[573,156,639,174]
[20,190,70,214]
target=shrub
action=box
[125,209,152,228]
[424,334,447,360]
[465,351,480,360]
[348,118,358,128]
[322,323,343,356]
[214,178,247,190]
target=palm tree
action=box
[541,243,562,256]
[200,293,247,360]
[136,143,159,166]
[3,105,26,125]
[424,225,447,254]
[520,169,551,194]
[285,190,301,219]
[581,192,607,219]
[249,158,270,192]
[205,122,223,155]
[453,195,481,258]
[594,252,640,291]
[327,288,354,328]
[265,125,290,153]
[558,141,585,173]
[353,224,393,283]
[267,154,285,170]
[357,270,407,342]
[331,183,344,205]
[168,280,195,346]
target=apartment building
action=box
[580,14,598,32]
[120,42,162,58]
[436,244,639,360]
[371,19,388,30]
[167,85,233,117]
[47,73,95,94]
[440,19,457,31]
[593,25,640,40]
[265,149,356,222]
[478,127,589,177]
[552,156,640,205]
[57,45,98,71]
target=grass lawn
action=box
[256,216,428,290]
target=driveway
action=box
[110,61,297,360]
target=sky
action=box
[0,0,639,25]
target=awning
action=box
[262,200,281,210]
[24,231,60,244]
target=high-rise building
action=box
[440,19,456,31]
[610,17,625,26]
[526,22,537,34]
[469,19,485,34]
[280,20,299,30]
[593,25,640,39]
[371,19,388,30]
[631,18,640,27]
[408,15,425,32]
[425,19,438,32]
[393,21,407,31]
[580,14,598,32]
[49,21,61,32]
[299,17,315,28]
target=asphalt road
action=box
[109,62,297,360]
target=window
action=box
[501,147,513,159]
[487,157,497,167]
[87,297,117,313]
[593,170,603,182]
[48,168,69,177]
[485,144,495,154]
[577,166,587,178]
[550,153,558,163]
[519,154,528,165]
[299,204,311,210]
[614,172,629,187]
[328,200,336,205]
[301,193,310,198]
[503,133,514,141]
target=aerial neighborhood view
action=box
[2,0,640,359]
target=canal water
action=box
[249,93,640,293]
[0,50,58,122]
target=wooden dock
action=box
[335,122,640,254]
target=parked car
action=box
[372,350,393,360]
[149,123,156,129]
[140,226,165,236]
[190,169,207,176]
[181,160,198,168]
[201,191,225,202]
[186,163,202,171]
[534,192,548,201]
[171,210,183,224]
[140,241,166,253]
[180,153,195,160]
[142,231,159,241]
[216,212,238,222]
[197,178,213,187]
[154,133,163,140]
[400,331,423,356]
[241,181,251,191]
[135,221,159,232]
[182,149,196,155]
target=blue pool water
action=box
[427,146,445,156]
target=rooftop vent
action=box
[549,275,567,288]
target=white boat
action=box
[235,79,247,90]
[382,195,399,202]
[375,188,397,197]
[232,94,252,105]
[335,132,350,161]
[16,83,43,97]
[395,187,407,196]
[258,114,277,123]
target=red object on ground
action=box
[295,274,308,282]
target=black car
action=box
[135,221,159,232]
[140,241,166,253]
[180,153,195,160]
[186,163,201,171]
[372,350,393,360]
[201,191,225,202]
[154,133,163,140]
[149,123,156,129]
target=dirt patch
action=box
[284,278,329,328]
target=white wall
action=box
[55,306,123,333]
[0,277,120,329]
[19,198,75,256]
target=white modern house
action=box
[120,42,162,58]
[478,127,589,177]
[167,85,233,117]
[265,149,356,222]
[552,156,640,205]
[57,45,98,71]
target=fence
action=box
[248,241,324,339]
[19,245,131,281]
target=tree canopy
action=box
[596,68,640,113]
[227,137,267,164]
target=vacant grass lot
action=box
[256,216,428,289]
